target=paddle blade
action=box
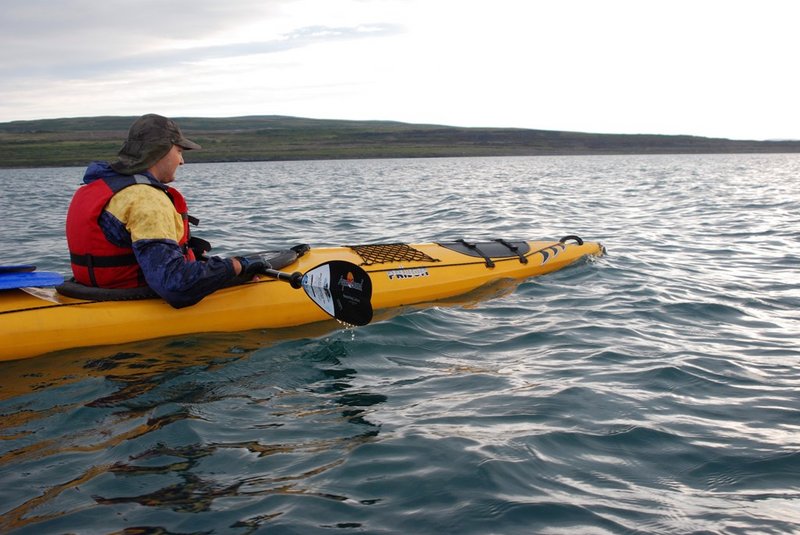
[0,271,63,290]
[301,261,373,326]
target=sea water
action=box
[0,154,798,533]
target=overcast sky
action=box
[1,0,797,140]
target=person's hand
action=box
[235,253,273,279]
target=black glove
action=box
[188,236,212,260]
[235,253,274,279]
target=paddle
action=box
[0,271,64,290]
[263,260,373,326]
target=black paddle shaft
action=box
[263,268,303,289]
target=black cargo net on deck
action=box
[348,243,439,266]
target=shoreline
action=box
[2,115,799,169]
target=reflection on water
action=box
[0,333,387,533]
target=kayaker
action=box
[66,113,270,308]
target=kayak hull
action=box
[0,238,604,361]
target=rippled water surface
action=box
[1,155,799,534]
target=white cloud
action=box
[0,0,798,140]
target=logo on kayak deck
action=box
[539,244,566,264]
[387,267,430,280]
[338,272,365,291]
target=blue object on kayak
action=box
[0,271,64,290]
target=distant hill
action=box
[1,115,799,168]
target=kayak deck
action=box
[0,238,604,361]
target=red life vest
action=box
[66,174,196,289]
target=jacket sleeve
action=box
[133,239,237,308]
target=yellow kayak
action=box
[0,236,604,361]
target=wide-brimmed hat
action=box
[110,114,201,175]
